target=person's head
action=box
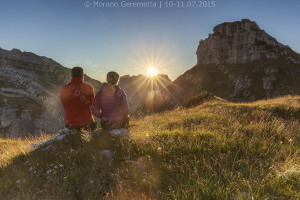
[71,67,84,78]
[106,71,120,85]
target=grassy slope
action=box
[0,96,299,199]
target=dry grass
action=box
[0,134,54,168]
[0,95,299,199]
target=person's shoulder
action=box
[83,82,93,88]
[82,82,94,90]
[60,83,72,97]
[116,85,123,92]
[60,82,70,91]
[116,85,127,96]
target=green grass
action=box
[0,96,299,199]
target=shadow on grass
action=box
[270,107,300,122]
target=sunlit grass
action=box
[0,134,54,168]
[0,96,299,199]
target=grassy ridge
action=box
[0,96,299,199]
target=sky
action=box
[0,0,300,81]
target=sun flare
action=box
[147,66,158,77]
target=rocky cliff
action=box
[197,19,300,65]
[168,19,300,104]
[0,48,102,137]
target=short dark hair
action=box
[71,67,83,78]
[106,71,120,85]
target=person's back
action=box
[93,71,129,130]
[60,67,96,130]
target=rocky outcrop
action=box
[0,48,62,73]
[165,19,300,105]
[196,19,300,65]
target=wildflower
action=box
[28,167,34,171]
[46,169,52,174]
[64,176,67,181]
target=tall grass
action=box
[0,134,53,168]
[0,96,299,199]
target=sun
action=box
[147,66,158,77]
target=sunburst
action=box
[147,66,158,77]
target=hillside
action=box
[0,96,299,199]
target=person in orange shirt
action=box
[60,67,96,131]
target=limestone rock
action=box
[196,19,300,65]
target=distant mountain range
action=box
[119,74,172,109]
[0,48,171,136]
[1,18,299,136]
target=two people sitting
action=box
[60,67,129,132]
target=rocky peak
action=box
[196,19,300,65]
[213,19,260,37]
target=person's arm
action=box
[121,91,130,116]
[60,86,71,106]
[92,90,102,118]
[90,87,95,106]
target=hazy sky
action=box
[1,0,300,81]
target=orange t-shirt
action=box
[60,77,95,126]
